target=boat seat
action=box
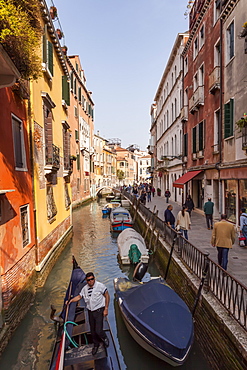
[64,343,106,367]
[74,311,86,323]
[72,322,90,336]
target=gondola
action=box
[49,257,121,370]
[114,276,194,367]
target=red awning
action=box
[173,170,203,189]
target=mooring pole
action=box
[164,234,178,280]
[191,253,210,317]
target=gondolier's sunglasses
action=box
[86,277,95,281]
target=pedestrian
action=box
[67,272,110,355]
[140,190,147,206]
[165,189,171,203]
[240,208,247,246]
[151,186,155,197]
[211,214,235,271]
[204,198,214,230]
[184,195,194,216]
[147,185,152,202]
[164,204,175,229]
[176,205,191,240]
[132,186,138,198]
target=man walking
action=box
[240,208,247,246]
[204,198,214,230]
[165,189,171,203]
[164,204,175,229]
[211,214,235,270]
[68,272,110,355]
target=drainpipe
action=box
[218,17,224,215]
[28,80,39,266]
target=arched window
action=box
[175,98,177,119]
[172,103,174,122]
[175,135,177,156]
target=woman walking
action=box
[176,206,191,240]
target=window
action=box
[78,87,82,103]
[224,99,234,138]
[46,185,57,220]
[214,41,221,67]
[199,25,205,49]
[184,133,188,156]
[199,64,204,86]
[227,21,234,61]
[70,72,73,91]
[42,32,53,77]
[184,56,188,75]
[214,0,221,24]
[63,123,70,171]
[20,205,30,247]
[64,182,71,209]
[12,115,27,170]
[192,121,204,153]
[193,72,198,91]
[194,37,198,59]
[62,76,70,106]
[214,109,220,151]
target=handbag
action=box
[239,234,246,247]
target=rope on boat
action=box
[64,321,79,348]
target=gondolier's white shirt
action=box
[79,281,107,311]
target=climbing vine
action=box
[0,0,42,79]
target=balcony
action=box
[209,66,220,94]
[242,126,247,149]
[189,86,204,114]
[180,106,188,121]
[45,144,60,173]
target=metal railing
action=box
[123,190,247,331]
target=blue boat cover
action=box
[120,279,193,360]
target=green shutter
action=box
[192,127,197,153]
[224,99,234,138]
[70,73,73,91]
[43,35,47,63]
[92,108,94,120]
[75,130,79,141]
[199,121,204,150]
[62,76,70,106]
[77,154,80,170]
[47,41,53,76]
[78,87,81,102]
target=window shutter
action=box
[192,127,197,153]
[78,87,81,103]
[62,76,70,106]
[199,121,204,150]
[43,35,47,63]
[47,41,53,76]
[12,118,23,167]
[224,100,234,138]
[77,154,80,170]
[70,73,73,91]
[184,133,188,156]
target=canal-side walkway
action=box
[146,195,247,287]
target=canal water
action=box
[0,200,211,369]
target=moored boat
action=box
[110,207,133,231]
[102,202,121,215]
[114,277,194,367]
[49,257,121,370]
[117,228,149,264]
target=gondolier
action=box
[68,272,110,355]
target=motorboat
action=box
[49,257,120,370]
[114,276,194,367]
[117,228,149,264]
[102,202,121,215]
[110,207,133,231]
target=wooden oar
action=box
[55,281,73,370]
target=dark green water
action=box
[0,200,211,369]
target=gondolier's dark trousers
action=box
[88,307,107,345]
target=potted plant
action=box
[56,29,63,40]
[240,22,247,37]
[235,116,247,131]
[61,45,68,55]
[50,6,57,20]
[157,188,161,196]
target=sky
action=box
[52,0,189,150]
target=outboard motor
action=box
[133,262,148,282]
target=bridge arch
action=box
[95,186,115,196]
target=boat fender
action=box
[133,262,148,282]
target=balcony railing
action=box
[45,144,60,169]
[180,106,188,121]
[242,126,247,149]
[209,66,220,93]
[189,86,204,113]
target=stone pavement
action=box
[145,194,247,287]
